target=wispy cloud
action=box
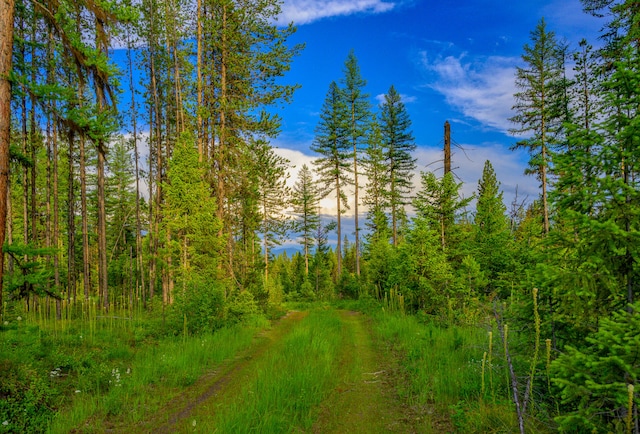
[277,0,395,26]
[420,52,519,134]
[374,93,417,105]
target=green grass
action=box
[0,302,268,433]
[190,308,345,433]
[359,305,522,433]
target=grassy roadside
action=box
[335,297,523,433]
[0,306,268,433]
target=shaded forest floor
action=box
[99,309,446,433]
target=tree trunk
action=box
[126,27,144,305]
[335,176,342,277]
[79,131,91,300]
[0,0,14,315]
[67,131,76,303]
[353,141,360,277]
[52,120,61,317]
[196,0,203,162]
[97,145,108,311]
[95,19,109,312]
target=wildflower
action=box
[2,421,8,426]
[111,368,122,386]
[16,316,21,321]
[3,321,7,326]
[75,390,81,393]
[192,420,197,427]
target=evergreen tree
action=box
[311,220,337,300]
[379,85,416,246]
[106,138,137,294]
[311,81,351,277]
[252,140,291,287]
[340,50,371,277]
[509,18,566,235]
[390,215,453,313]
[414,171,471,255]
[549,2,640,329]
[291,164,320,275]
[163,133,223,302]
[472,160,512,294]
[363,119,390,243]
[199,0,302,273]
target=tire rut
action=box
[117,310,308,434]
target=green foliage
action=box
[414,171,472,260]
[226,291,260,324]
[472,161,514,295]
[171,280,227,335]
[379,85,416,245]
[163,132,223,288]
[390,218,454,313]
[551,303,640,432]
[3,243,58,301]
[291,164,321,273]
[0,359,57,433]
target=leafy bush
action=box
[227,291,260,324]
[172,280,226,335]
[0,361,57,433]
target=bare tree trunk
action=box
[353,140,360,277]
[79,131,91,300]
[67,131,76,302]
[0,0,16,314]
[52,120,61,317]
[126,26,144,306]
[97,142,108,311]
[95,20,109,312]
[335,176,342,277]
[46,113,56,318]
[149,38,162,302]
[196,0,203,162]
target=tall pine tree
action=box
[340,50,371,277]
[379,85,416,247]
[312,81,351,277]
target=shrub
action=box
[172,280,226,335]
[551,303,640,432]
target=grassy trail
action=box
[101,308,432,433]
[310,310,425,433]
[145,310,309,433]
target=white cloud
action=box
[277,0,395,26]
[374,93,417,105]
[421,52,519,134]
[274,138,537,225]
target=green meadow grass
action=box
[0,302,267,433]
[191,308,345,433]
[357,303,522,433]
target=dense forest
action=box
[0,0,639,432]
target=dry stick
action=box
[523,288,540,415]
[494,302,525,434]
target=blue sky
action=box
[270,0,604,215]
